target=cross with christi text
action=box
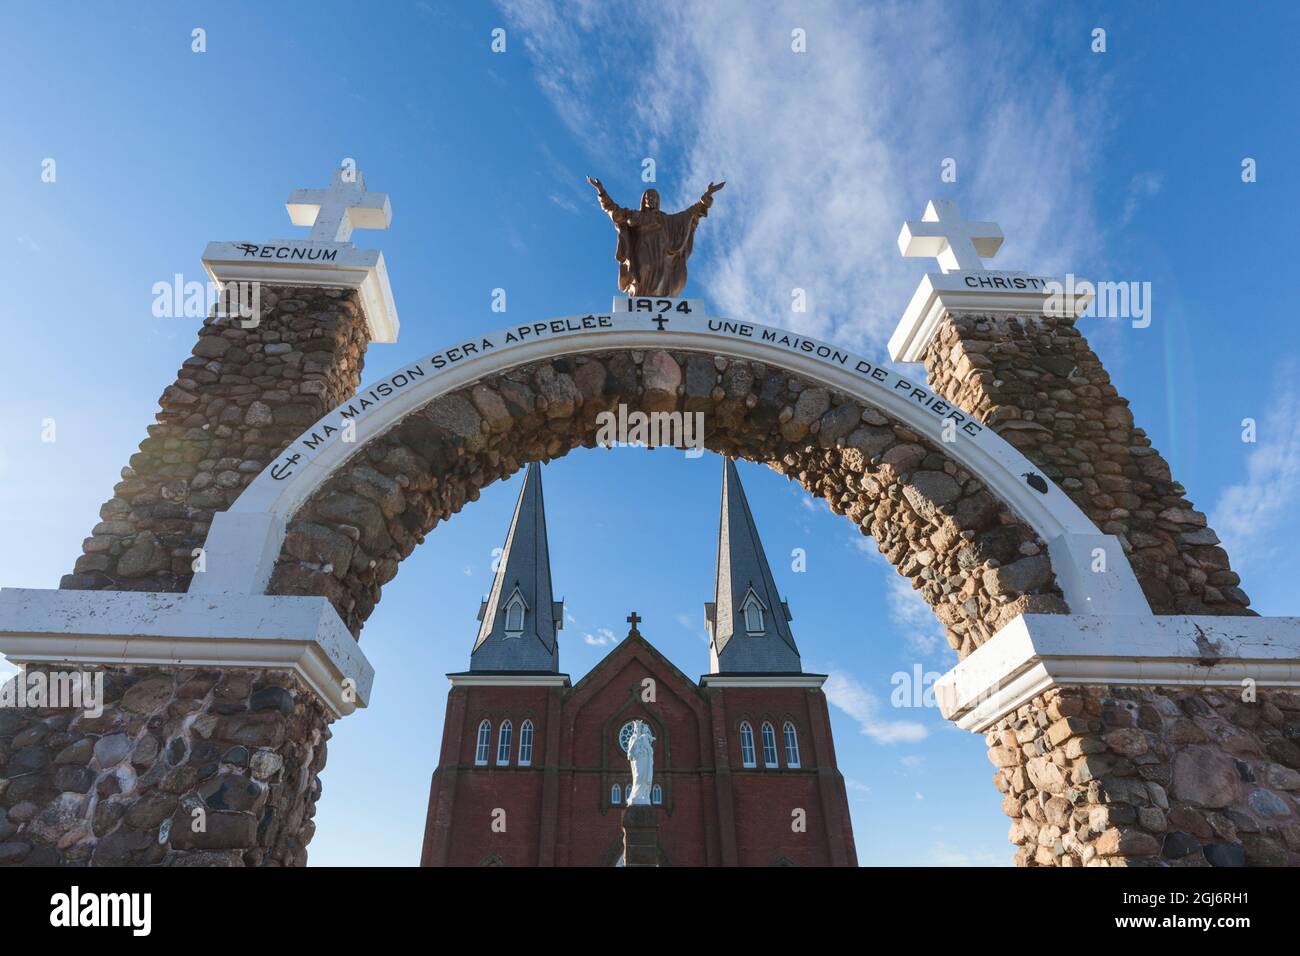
[898,199,1003,273]
[285,167,392,243]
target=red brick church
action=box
[420,459,857,866]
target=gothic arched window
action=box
[761,721,779,768]
[741,590,766,634]
[518,719,534,766]
[474,720,491,766]
[610,783,622,805]
[739,721,757,768]
[505,596,525,633]
[651,784,663,805]
[783,721,801,768]
[496,720,513,765]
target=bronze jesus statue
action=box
[587,177,724,297]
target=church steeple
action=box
[704,458,802,674]
[471,462,563,672]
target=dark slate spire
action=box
[471,462,563,672]
[704,458,802,673]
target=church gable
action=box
[563,628,709,771]
[567,629,705,707]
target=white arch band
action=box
[190,309,1150,617]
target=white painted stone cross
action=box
[897,199,1003,274]
[285,167,392,243]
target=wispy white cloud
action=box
[823,669,927,744]
[549,193,579,214]
[584,627,617,646]
[1120,171,1163,226]
[1211,364,1300,572]
[884,571,948,661]
[847,534,874,556]
[497,0,1107,350]
[675,611,710,644]
[844,530,949,660]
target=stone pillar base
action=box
[0,588,371,867]
[622,805,659,867]
[937,613,1300,866]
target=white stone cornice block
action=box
[936,614,1300,733]
[201,240,399,343]
[0,588,373,718]
[889,271,1093,362]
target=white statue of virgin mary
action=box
[624,719,656,806]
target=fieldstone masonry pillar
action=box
[920,312,1251,616]
[892,198,1295,867]
[988,681,1300,867]
[920,314,1294,866]
[0,589,369,866]
[3,289,372,865]
[0,663,330,866]
[2,167,393,867]
[62,286,371,595]
[925,315,1298,866]
[934,610,1300,867]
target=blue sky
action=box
[2,1,1299,866]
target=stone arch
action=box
[174,312,1151,656]
[26,292,1286,870]
[239,338,1119,657]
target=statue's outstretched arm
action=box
[697,180,725,211]
[677,181,725,227]
[587,175,629,224]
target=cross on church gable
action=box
[285,167,392,243]
[897,199,1003,273]
[626,611,642,635]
